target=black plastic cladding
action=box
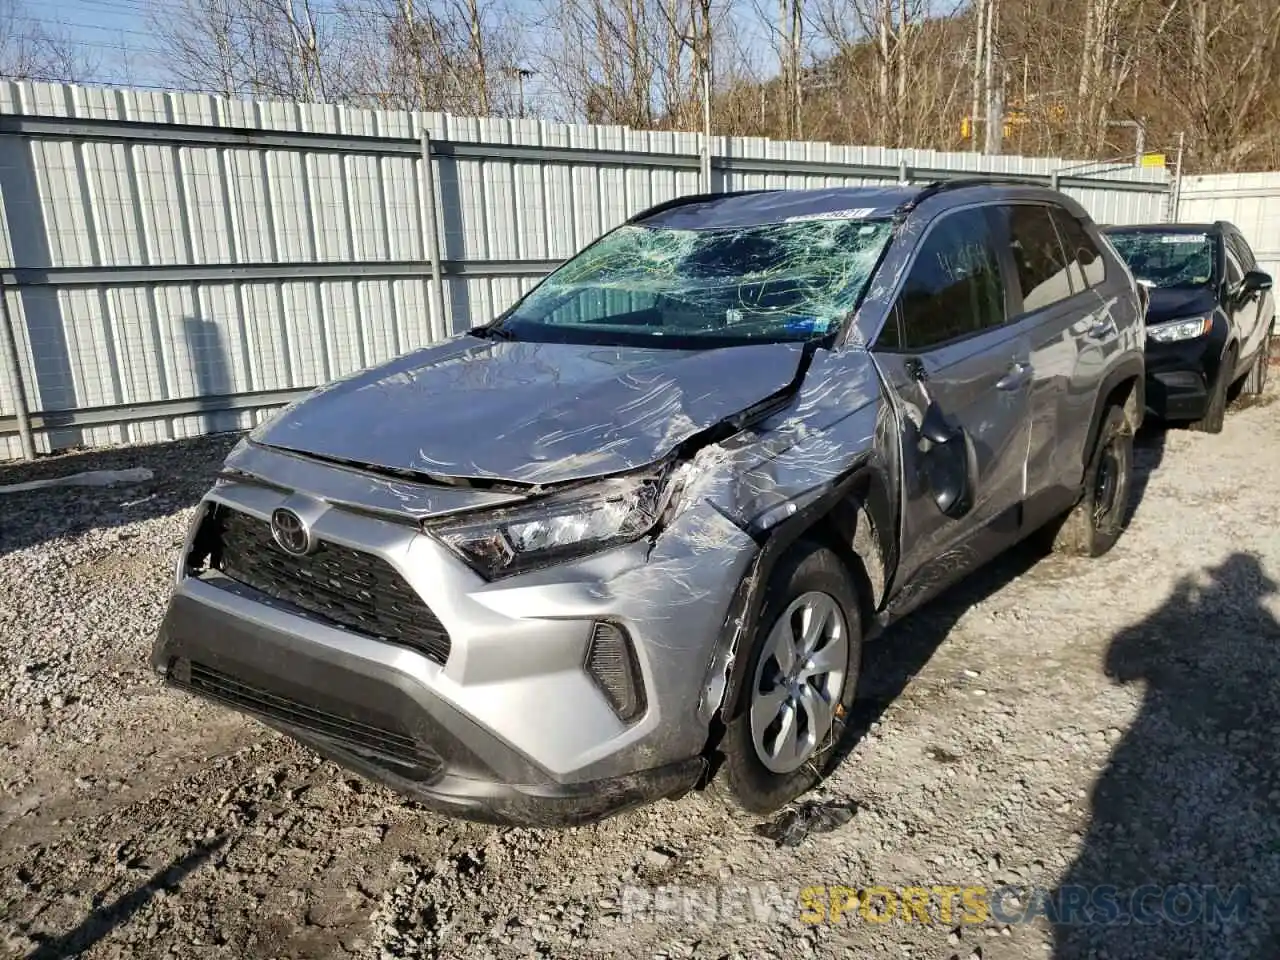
[175,659,445,776]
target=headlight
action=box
[1148,315,1211,343]
[425,467,673,579]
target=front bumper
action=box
[150,457,759,826]
[153,585,704,825]
[1143,324,1226,421]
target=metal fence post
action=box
[0,281,35,460]
[419,130,449,342]
[1169,131,1186,223]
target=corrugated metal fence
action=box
[1177,172,1280,281]
[0,81,1171,461]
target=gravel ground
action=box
[2,383,1280,960]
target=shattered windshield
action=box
[495,217,894,347]
[1105,231,1217,288]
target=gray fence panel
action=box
[0,81,1170,460]
[1177,172,1280,281]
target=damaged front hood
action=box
[250,337,808,485]
[1145,286,1218,323]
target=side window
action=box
[1226,232,1256,272]
[875,302,904,350]
[1000,204,1076,312]
[1224,245,1244,287]
[892,208,1007,350]
[1050,208,1106,289]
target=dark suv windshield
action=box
[1105,230,1217,288]
[494,217,894,347]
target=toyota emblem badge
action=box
[270,507,312,556]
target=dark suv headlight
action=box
[424,467,672,579]
[1147,314,1211,343]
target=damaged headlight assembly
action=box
[1147,314,1211,343]
[425,466,680,579]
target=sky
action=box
[10,0,791,106]
[21,0,172,88]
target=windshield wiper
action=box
[467,324,518,341]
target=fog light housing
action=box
[585,621,645,723]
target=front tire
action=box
[1049,404,1133,558]
[1189,346,1235,433]
[716,540,863,815]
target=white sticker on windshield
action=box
[784,207,877,222]
[1160,234,1206,243]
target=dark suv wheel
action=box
[715,540,863,814]
[1189,345,1236,434]
[1048,404,1134,558]
[1241,324,1272,396]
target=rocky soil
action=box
[3,385,1280,960]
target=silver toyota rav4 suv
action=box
[152,179,1146,826]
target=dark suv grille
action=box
[200,506,451,666]
[177,660,443,778]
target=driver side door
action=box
[874,204,1034,619]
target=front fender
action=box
[696,451,900,734]
[1083,352,1145,469]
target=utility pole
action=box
[982,0,1001,154]
[969,0,985,153]
[701,53,712,191]
[506,66,535,118]
[1170,130,1186,222]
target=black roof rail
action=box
[625,189,779,225]
[893,173,1058,217]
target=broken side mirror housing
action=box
[917,400,974,519]
[1242,269,1274,295]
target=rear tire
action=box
[1241,326,1272,396]
[1189,346,1235,434]
[1049,404,1133,558]
[715,540,863,815]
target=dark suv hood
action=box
[250,337,808,485]
[1146,285,1219,324]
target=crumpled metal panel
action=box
[249,338,807,486]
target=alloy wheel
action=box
[749,591,849,774]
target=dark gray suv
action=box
[151,178,1146,826]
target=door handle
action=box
[996,361,1033,391]
[1086,317,1116,339]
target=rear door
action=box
[1046,205,1123,490]
[989,201,1094,516]
[873,204,1033,609]
[1225,228,1267,362]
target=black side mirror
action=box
[916,399,974,518]
[1242,269,1274,294]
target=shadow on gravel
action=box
[828,538,1051,775]
[23,833,228,959]
[1051,552,1280,959]
[0,434,240,558]
[1127,421,1167,525]
[828,433,1171,782]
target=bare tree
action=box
[0,0,95,81]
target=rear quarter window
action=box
[1050,208,1107,289]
